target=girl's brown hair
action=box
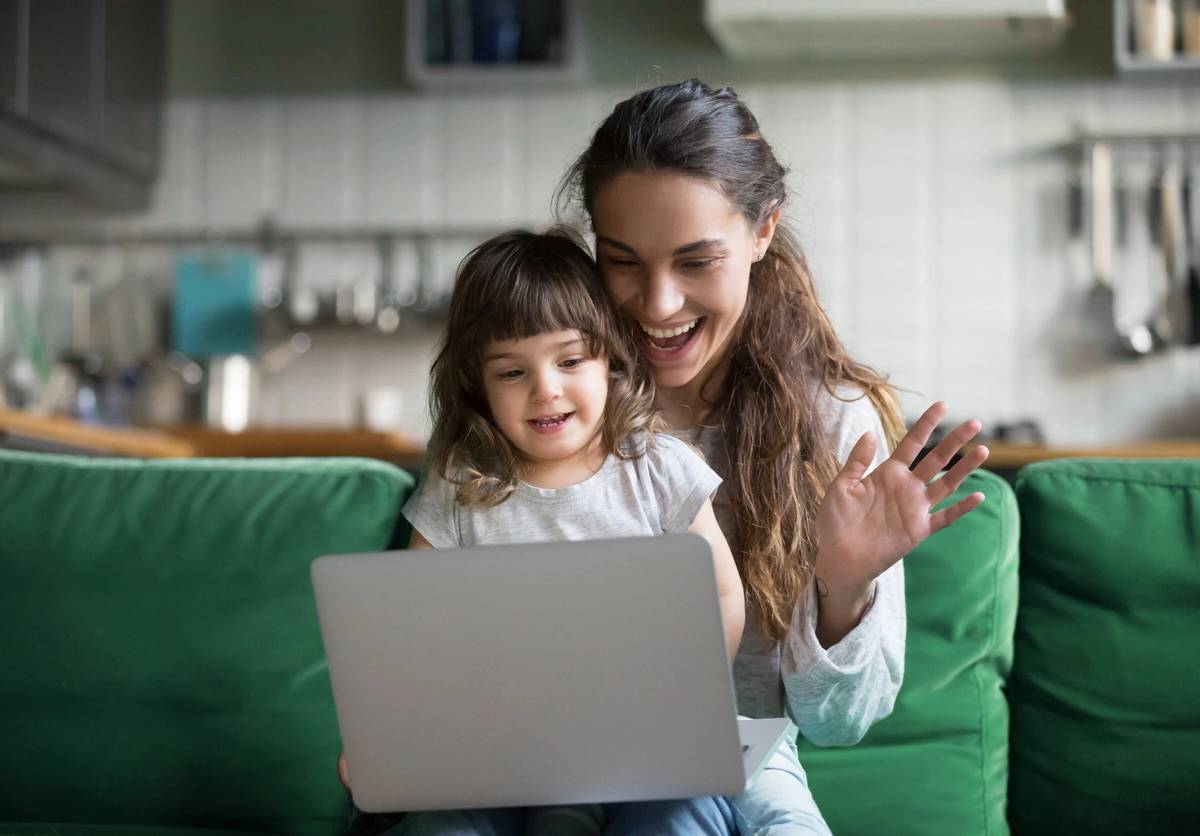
[427,228,659,506]
[557,79,905,642]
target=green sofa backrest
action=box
[1009,459,1200,835]
[0,452,415,836]
[797,469,1020,836]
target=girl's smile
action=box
[527,411,575,433]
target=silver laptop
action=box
[311,533,791,813]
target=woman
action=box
[552,78,989,834]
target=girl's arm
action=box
[408,528,434,549]
[689,498,744,662]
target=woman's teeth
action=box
[641,319,699,339]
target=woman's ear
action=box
[752,205,782,261]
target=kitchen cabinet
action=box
[0,0,20,112]
[0,0,164,211]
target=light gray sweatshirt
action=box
[681,385,906,747]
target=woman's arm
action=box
[783,396,987,746]
[782,560,905,746]
[780,391,903,745]
[689,498,744,662]
[408,528,434,549]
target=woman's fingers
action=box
[910,418,983,484]
[929,491,985,533]
[838,431,878,484]
[338,751,351,790]
[891,402,949,468]
[926,444,990,506]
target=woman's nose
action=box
[640,269,685,323]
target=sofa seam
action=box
[971,470,1016,836]
[1018,471,1200,492]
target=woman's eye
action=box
[605,256,639,268]
[682,258,718,270]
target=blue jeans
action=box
[375,727,829,835]
[383,797,737,836]
[727,731,832,836]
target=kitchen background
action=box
[2,0,1199,453]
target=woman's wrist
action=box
[813,554,876,649]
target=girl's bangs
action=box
[480,271,608,355]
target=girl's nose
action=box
[640,269,685,323]
[531,371,563,403]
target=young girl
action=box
[387,228,747,836]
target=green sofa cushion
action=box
[797,469,1019,836]
[1009,459,1200,835]
[0,452,414,836]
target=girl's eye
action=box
[497,369,523,381]
[560,357,584,369]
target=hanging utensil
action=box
[1084,143,1125,352]
[1157,155,1189,346]
[1115,156,1165,355]
[1182,155,1200,346]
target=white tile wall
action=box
[121,80,1200,443]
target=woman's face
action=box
[591,170,776,392]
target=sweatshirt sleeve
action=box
[780,389,907,746]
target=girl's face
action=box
[482,329,610,476]
[592,170,776,393]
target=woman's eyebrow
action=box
[672,238,725,255]
[595,236,725,256]
[595,235,637,254]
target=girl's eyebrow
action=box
[596,236,725,256]
[483,338,584,362]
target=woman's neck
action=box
[656,353,730,430]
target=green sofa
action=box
[1,450,1197,835]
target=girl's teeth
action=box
[642,320,698,339]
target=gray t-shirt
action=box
[677,385,907,746]
[403,434,721,548]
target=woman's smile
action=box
[639,316,706,362]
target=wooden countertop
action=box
[970,440,1200,469]
[0,408,197,458]
[0,411,425,465]
[166,426,426,467]
[5,409,1197,470]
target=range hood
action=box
[704,0,1070,60]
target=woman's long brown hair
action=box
[558,79,905,641]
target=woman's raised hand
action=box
[814,402,989,600]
